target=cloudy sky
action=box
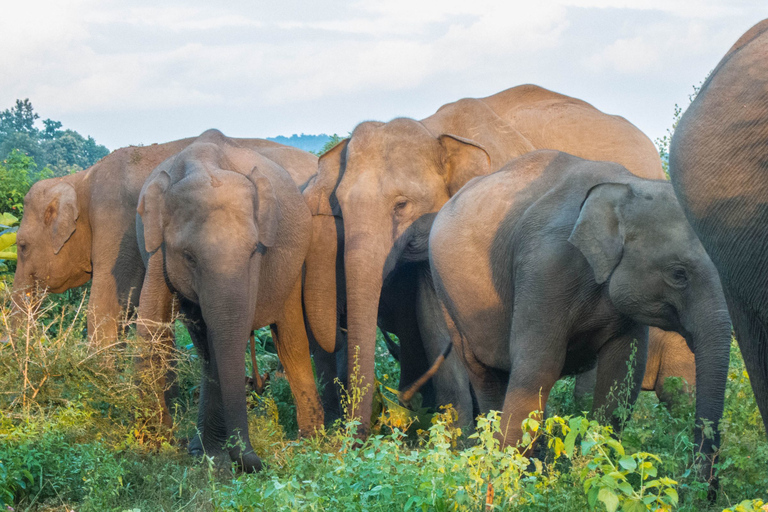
[3,0,766,150]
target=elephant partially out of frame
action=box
[670,18,768,444]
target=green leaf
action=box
[598,487,619,512]
[617,481,634,496]
[618,455,637,471]
[0,212,19,226]
[663,488,679,504]
[564,429,578,457]
[0,231,16,252]
[621,499,646,512]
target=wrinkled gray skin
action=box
[302,84,676,435]
[10,136,315,347]
[574,329,695,408]
[136,129,321,472]
[669,19,768,442]
[430,151,730,482]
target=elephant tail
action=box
[400,342,453,404]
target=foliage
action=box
[314,133,347,156]
[0,99,109,178]
[0,213,19,278]
[655,83,703,177]
[0,150,52,216]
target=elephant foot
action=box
[236,451,263,473]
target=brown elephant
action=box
[302,84,686,433]
[669,19,768,441]
[574,329,695,408]
[136,129,321,472]
[429,150,730,481]
[11,137,315,346]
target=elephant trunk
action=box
[303,214,341,353]
[199,273,262,472]
[343,226,391,433]
[683,300,731,483]
[6,267,36,338]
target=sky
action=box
[2,1,766,150]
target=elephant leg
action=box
[274,277,324,436]
[728,297,768,432]
[88,270,122,348]
[135,251,176,428]
[417,289,474,426]
[310,332,344,426]
[574,367,597,409]
[591,325,649,432]
[499,330,566,450]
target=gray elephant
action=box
[429,150,730,481]
[302,84,685,435]
[136,129,322,471]
[574,328,695,408]
[11,137,316,347]
[669,19,768,439]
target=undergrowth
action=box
[0,288,766,511]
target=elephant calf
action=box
[136,129,322,472]
[429,150,731,481]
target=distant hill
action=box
[267,134,331,154]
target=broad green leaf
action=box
[621,499,646,512]
[564,428,578,457]
[663,488,679,504]
[0,231,16,252]
[618,455,637,471]
[598,487,619,512]
[0,212,18,226]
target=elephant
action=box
[302,143,474,427]
[302,83,686,434]
[428,150,730,482]
[10,136,316,347]
[669,19,768,441]
[574,329,695,408]
[135,129,322,471]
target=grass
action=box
[0,287,766,511]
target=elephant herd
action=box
[8,20,768,484]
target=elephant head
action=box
[137,132,279,471]
[308,119,491,429]
[11,178,91,323]
[569,180,731,477]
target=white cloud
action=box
[0,0,766,148]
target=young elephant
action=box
[429,150,730,480]
[136,129,321,472]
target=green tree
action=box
[0,150,52,215]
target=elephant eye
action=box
[394,199,408,212]
[182,250,197,267]
[671,267,688,286]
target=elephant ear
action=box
[568,183,633,285]
[438,134,492,196]
[303,138,348,216]
[250,166,280,248]
[137,170,171,254]
[44,182,79,255]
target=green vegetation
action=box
[0,287,765,511]
[0,99,109,178]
